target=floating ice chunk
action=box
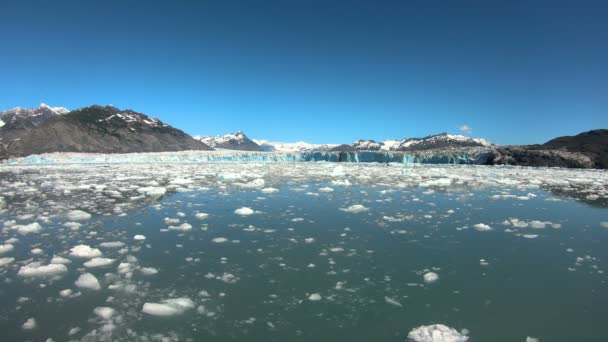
[31,248,43,255]
[236,178,265,188]
[164,217,180,224]
[195,213,209,219]
[420,178,452,187]
[66,210,92,221]
[137,186,167,197]
[473,223,492,232]
[63,222,82,230]
[331,166,345,177]
[212,237,228,243]
[234,207,255,216]
[18,262,68,278]
[0,244,14,255]
[261,187,279,193]
[94,307,115,320]
[526,337,539,342]
[522,234,539,239]
[84,257,115,268]
[304,238,315,243]
[407,324,468,342]
[219,273,238,284]
[529,221,546,229]
[319,187,334,192]
[70,245,102,258]
[140,267,159,275]
[22,318,37,330]
[134,234,146,240]
[99,241,125,248]
[384,296,403,307]
[142,297,195,316]
[423,272,439,284]
[0,257,15,266]
[339,204,369,213]
[308,293,322,301]
[600,222,608,229]
[75,273,101,290]
[16,222,42,235]
[168,223,192,231]
[59,289,73,297]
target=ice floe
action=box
[21,317,37,330]
[423,272,439,284]
[339,204,369,213]
[473,223,492,232]
[66,210,92,221]
[75,273,101,290]
[18,262,68,278]
[234,207,255,216]
[142,297,195,316]
[70,245,102,258]
[407,324,469,342]
[84,257,115,268]
[308,293,322,301]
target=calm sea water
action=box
[0,162,607,341]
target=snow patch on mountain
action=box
[195,131,261,151]
[253,139,339,152]
[0,103,69,129]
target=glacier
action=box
[2,149,494,165]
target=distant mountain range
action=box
[1,104,606,168]
[0,104,211,157]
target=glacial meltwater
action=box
[0,162,607,342]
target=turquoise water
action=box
[0,163,607,341]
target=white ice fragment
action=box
[22,318,37,330]
[234,207,255,216]
[63,222,82,230]
[212,237,228,243]
[140,267,159,275]
[142,297,194,316]
[261,187,279,193]
[473,223,492,232]
[15,222,42,235]
[137,187,167,197]
[99,241,125,248]
[18,262,68,278]
[70,245,102,258]
[384,296,403,307]
[94,307,115,320]
[407,324,468,342]
[84,257,115,268]
[423,272,439,284]
[75,273,101,290]
[319,187,334,192]
[0,257,15,266]
[339,204,369,213]
[526,337,539,342]
[308,293,322,301]
[133,235,146,240]
[168,223,192,231]
[0,244,14,255]
[66,210,92,221]
[195,213,209,219]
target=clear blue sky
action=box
[1,0,607,144]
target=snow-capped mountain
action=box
[341,133,492,151]
[253,139,339,152]
[1,105,211,158]
[194,131,262,151]
[0,103,69,130]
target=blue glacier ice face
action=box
[3,149,495,165]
